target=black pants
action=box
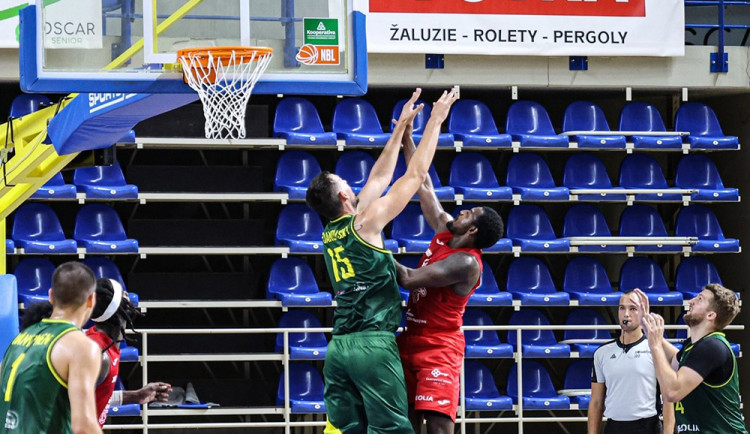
[604,415,662,434]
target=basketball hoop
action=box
[177,46,273,139]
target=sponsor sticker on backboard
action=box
[298,18,340,65]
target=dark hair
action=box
[306,171,343,220]
[51,262,96,308]
[20,301,53,331]
[92,278,141,347]
[472,207,504,249]
[704,283,741,330]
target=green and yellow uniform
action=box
[322,214,412,434]
[0,319,79,434]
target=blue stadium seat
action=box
[273,97,337,145]
[73,162,138,199]
[619,154,682,201]
[119,341,140,362]
[267,258,332,306]
[675,205,739,252]
[108,404,141,417]
[675,154,738,202]
[12,203,77,254]
[74,204,138,253]
[464,361,514,410]
[275,310,327,360]
[30,173,77,199]
[463,309,514,358]
[563,205,626,253]
[507,361,571,409]
[564,309,612,358]
[563,153,626,201]
[563,360,593,409]
[448,99,511,147]
[81,257,138,306]
[449,153,512,200]
[618,204,681,253]
[468,261,513,306]
[393,155,454,200]
[506,153,569,201]
[275,204,324,253]
[562,101,626,148]
[391,99,454,147]
[332,98,391,146]
[6,239,13,254]
[273,151,322,199]
[563,257,620,306]
[0,275,19,355]
[675,257,722,300]
[506,258,570,306]
[619,257,683,305]
[505,100,569,148]
[507,309,570,357]
[391,203,434,253]
[14,258,55,306]
[9,94,51,118]
[618,102,682,149]
[506,205,570,252]
[276,363,326,413]
[451,204,512,252]
[335,150,374,194]
[675,102,738,150]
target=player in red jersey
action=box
[394,123,504,434]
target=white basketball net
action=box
[179,49,272,139]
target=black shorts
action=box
[603,415,661,434]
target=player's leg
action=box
[423,411,454,434]
[398,334,422,433]
[410,339,463,432]
[323,335,366,433]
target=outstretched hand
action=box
[633,288,651,319]
[429,88,460,124]
[395,88,424,127]
[641,311,666,345]
[135,382,172,404]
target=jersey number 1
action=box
[327,246,355,282]
[4,353,26,402]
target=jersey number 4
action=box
[674,401,684,414]
[327,246,355,282]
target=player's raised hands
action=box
[641,312,666,344]
[429,87,460,124]
[395,88,424,126]
[633,288,651,318]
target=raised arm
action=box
[395,252,479,296]
[662,393,675,434]
[634,289,680,362]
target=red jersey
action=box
[86,326,121,427]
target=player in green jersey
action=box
[0,262,103,434]
[306,88,458,434]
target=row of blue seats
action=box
[32,162,137,200]
[273,97,738,150]
[277,203,738,254]
[277,151,738,203]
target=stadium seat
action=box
[276,363,326,413]
[448,99,512,147]
[267,258,332,306]
[562,101,626,148]
[563,257,620,306]
[391,98,454,147]
[449,153,512,200]
[618,102,682,149]
[507,309,570,357]
[273,151,321,199]
[463,309,514,358]
[564,309,612,358]
[0,275,19,355]
[273,97,337,145]
[562,360,594,409]
[675,154,738,202]
[468,261,513,306]
[335,150,374,194]
[13,258,55,306]
[30,173,77,199]
[9,93,51,118]
[274,204,324,253]
[81,257,138,306]
[11,203,77,254]
[507,361,571,409]
[6,239,13,254]
[464,361,514,410]
[74,204,139,253]
[506,205,570,252]
[675,102,738,150]
[675,257,723,300]
[505,100,569,148]
[275,310,327,360]
[619,257,683,305]
[391,203,434,252]
[563,204,626,253]
[451,205,512,252]
[73,162,138,199]
[618,204,682,252]
[562,153,626,201]
[393,155,454,200]
[119,341,140,362]
[675,205,740,252]
[619,154,682,201]
[506,153,569,201]
[506,257,570,305]
[108,404,141,417]
[332,98,391,146]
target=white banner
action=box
[43,0,102,49]
[357,0,684,57]
[0,0,27,48]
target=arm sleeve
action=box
[681,338,732,383]
[592,349,605,383]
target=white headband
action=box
[92,279,123,323]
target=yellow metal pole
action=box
[0,219,5,275]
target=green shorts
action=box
[323,331,413,434]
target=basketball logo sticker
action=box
[299,18,340,65]
[296,44,319,65]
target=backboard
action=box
[20,0,366,95]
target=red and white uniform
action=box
[86,326,121,427]
[396,231,482,421]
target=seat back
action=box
[276,310,327,349]
[564,360,594,390]
[474,261,500,295]
[448,99,500,135]
[12,203,66,241]
[82,257,126,289]
[563,204,613,237]
[562,101,611,132]
[506,101,556,136]
[563,153,614,189]
[564,309,612,341]
[507,360,558,399]
[335,151,375,191]
[619,101,667,132]
[675,154,726,189]
[507,309,556,346]
[391,204,434,242]
[273,97,326,134]
[14,258,55,299]
[9,94,52,118]
[506,205,557,241]
[675,102,725,137]
[74,204,128,241]
[44,173,67,187]
[332,98,384,134]
[619,257,669,293]
[391,99,429,133]
[393,155,444,188]
[618,204,668,237]
[449,153,501,189]
[73,162,128,187]
[563,257,614,295]
[506,257,556,295]
[506,153,557,189]
[675,205,726,240]
[465,361,502,398]
[619,154,669,189]
[274,151,322,190]
[277,363,325,401]
[675,257,723,295]
[463,309,502,347]
[268,258,320,296]
[0,276,18,356]
[276,204,324,242]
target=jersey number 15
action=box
[327,246,355,282]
